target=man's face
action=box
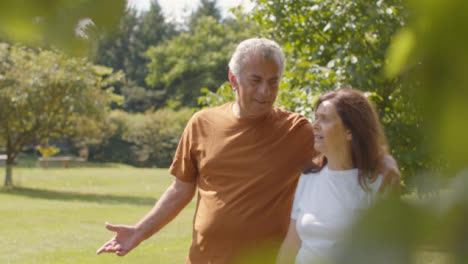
[230,53,281,119]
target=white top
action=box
[291,166,382,264]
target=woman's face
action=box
[312,100,352,157]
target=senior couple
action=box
[97,38,400,263]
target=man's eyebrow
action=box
[248,74,262,79]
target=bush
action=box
[88,110,134,164]
[127,108,193,167]
[89,108,193,167]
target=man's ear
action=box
[228,70,238,91]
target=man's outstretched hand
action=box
[96,223,142,256]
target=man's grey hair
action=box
[228,38,285,80]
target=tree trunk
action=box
[4,162,12,187]
[4,149,15,187]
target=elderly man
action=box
[97,38,400,263]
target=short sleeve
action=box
[293,120,318,169]
[302,122,318,160]
[291,174,308,219]
[169,114,199,183]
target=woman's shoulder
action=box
[298,170,322,186]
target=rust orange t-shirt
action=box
[169,102,315,264]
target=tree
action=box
[90,2,176,112]
[189,0,222,28]
[0,43,123,187]
[91,7,140,93]
[249,0,435,192]
[133,0,176,87]
[93,1,174,88]
[120,1,177,111]
[253,0,408,110]
[121,83,166,113]
[146,9,261,108]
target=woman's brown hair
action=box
[312,88,389,190]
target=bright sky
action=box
[127,0,254,23]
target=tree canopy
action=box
[0,43,123,186]
[251,0,432,191]
[146,9,261,108]
[91,3,176,112]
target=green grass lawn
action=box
[0,165,195,264]
[0,161,453,264]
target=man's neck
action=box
[232,102,270,119]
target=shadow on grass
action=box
[0,186,157,206]
[4,161,135,169]
[1,153,137,169]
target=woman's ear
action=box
[228,71,238,91]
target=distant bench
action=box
[38,156,79,168]
[0,154,20,165]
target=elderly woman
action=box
[276,88,392,264]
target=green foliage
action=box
[189,0,222,28]
[90,3,176,111]
[121,83,166,113]
[248,0,441,192]
[91,8,141,90]
[386,0,468,174]
[253,0,407,90]
[90,108,193,167]
[146,9,261,108]
[89,110,135,164]
[0,0,126,55]
[134,1,176,86]
[127,108,193,167]
[274,64,335,118]
[35,145,60,158]
[385,28,416,78]
[0,43,123,186]
[198,82,235,108]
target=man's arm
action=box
[374,154,401,194]
[96,178,196,256]
[135,178,196,240]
